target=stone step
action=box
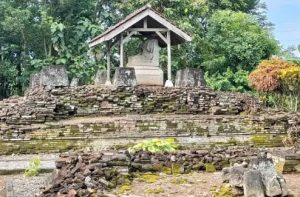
[0,154,58,175]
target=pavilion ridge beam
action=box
[148,10,192,42]
[90,11,149,47]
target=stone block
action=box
[41,65,69,88]
[70,78,79,87]
[243,170,264,197]
[133,66,164,86]
[175,68,206,87]
[113,67,137,87]
[29,72,42,89]
[95,70,107,85]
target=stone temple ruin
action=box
[0,5,299,197]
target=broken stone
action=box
[95,70,107,85]
[40,65,69,88]
[175,68,206,87]
[113,67,137,87]
[243,170,264,197]
[70,78,79,87]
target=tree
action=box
[0,0,277,98]
[205,10,278,73]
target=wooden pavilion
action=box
[89,5,192,87]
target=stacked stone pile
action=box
[129,147,258,172]
[223,152,288,197]
[40,147,258,196]
[0,86,261,126]
[41,151,130,197]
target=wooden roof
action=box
[89,5,192,48]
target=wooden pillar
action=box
[120,33,124,67]
[165,30,173,87]
[105,41,112,86]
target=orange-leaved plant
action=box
[249,58,296,92]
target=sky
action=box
[264,0,300,56]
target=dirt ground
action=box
[0,179,5,197]
[0,172,299,197]
[117,172,300,197]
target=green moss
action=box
[217,125,225,133]
[205,163,216,173]
[227,137,239,145]
[112,143,135,150]
[144,187,165,194]
[171,178,188,184]
[211,184,236,197]
[0,139,84,155]
[162,164,181,175]
[137,173,160,183]
[251,134,284,147]
[117,185,132,196]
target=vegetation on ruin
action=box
[24,157,41,177]
[136,173,161,184]
[144,187,165,194]
[210,184,236,197]
[205,163,217,173]
[128,138,178,153]
[0,0,278,97]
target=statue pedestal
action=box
[131,66,164,86]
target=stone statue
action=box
[127,39,160,67]
[127,39,163,86]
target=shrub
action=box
[205,68,250,92]
[24,157,41,177]
[128,138,178,153]
[249,58,295,92]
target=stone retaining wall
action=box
[0,86,299,154]
[0,86,260,126]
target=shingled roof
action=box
[89,5,192,48]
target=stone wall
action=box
[0,86,260,126]
[0,86,299,154]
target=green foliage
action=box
[24,157,41,177]
[205,10,278,73]
[205,68,250,92]
[0,0,278,99]
[128,138,178,153]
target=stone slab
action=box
[175,68,206,87]
[113,67,137,87]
